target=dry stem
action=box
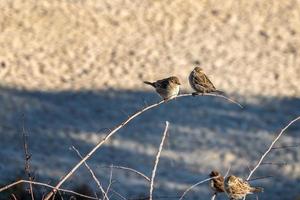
[149,121,169,200]
[105,165,114,199]
[105,165,150,182]
[44,93,242,200]
[0,180,98,200]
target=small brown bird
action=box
[224,175,263,200]
[144,76,181,100]
[209,171,225,195]
[189,67,223,95]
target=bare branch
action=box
[271,144,300,150]
[71,146,108,200]
[224,166,231,178]
[179,177,214,200]
[248,176,273,182]
[105,165,114,199]
[44,93,243,200]
[0,180,98,200]
[104,165,150,182]
[246,116,300,180]
[110,189,127,200]
[11,194,17,200]
[149,121,169,200]
[261,162,288,166]
[193,93,243,108]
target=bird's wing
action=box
[237,178,252,193]
[214,178,225,192]
[155,78,169,89]
[194,72,216,90]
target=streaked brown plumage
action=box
[189,67,222,95]
[225,175,263,200]
[209,171,225,195]
[144,76,181,100]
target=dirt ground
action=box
[0,0,299,200]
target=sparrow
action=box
[144,76,181,100]
[224,175,263,200]
[209,171,225,195]
[189,67,223,95]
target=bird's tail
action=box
[144,81,155,87]
[251,187,264,193]
[213,90,225,95]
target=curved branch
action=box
[44,93,243,200]
[195,93,243,108]
[179,177,214,200]
[106,165,150,182]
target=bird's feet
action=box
[192,92,199,96]
[192,92,205,96]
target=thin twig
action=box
[22,115,35,200]
[110,189,127,200]
[11,194,17,200]
[179,177,214,200]
[224,166,231,178]
[261,162,288,166]
[246,116,300,181]
[193,93,243,108]
[57,190,64,200]
[105,165,114,199]
[103,165,150,182]
[71,146,108,200]
[149,121,169,200]
[44,93,243,200]
[0,180,98,200]
[248,176,273,182]
[271,144,300,150]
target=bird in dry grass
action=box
[209,171,225,195]
[144,76,181,100]
[189,67,223,95]
[224,175,263,200]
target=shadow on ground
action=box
[0,87,299,200]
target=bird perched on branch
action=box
[189,67,223,95]
[224,175,263,200]
[209,171,225,195]
[144,76,181,100]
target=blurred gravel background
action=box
[0,0,299,199]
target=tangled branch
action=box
[0,180,98,200]
[44,93,242,200]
